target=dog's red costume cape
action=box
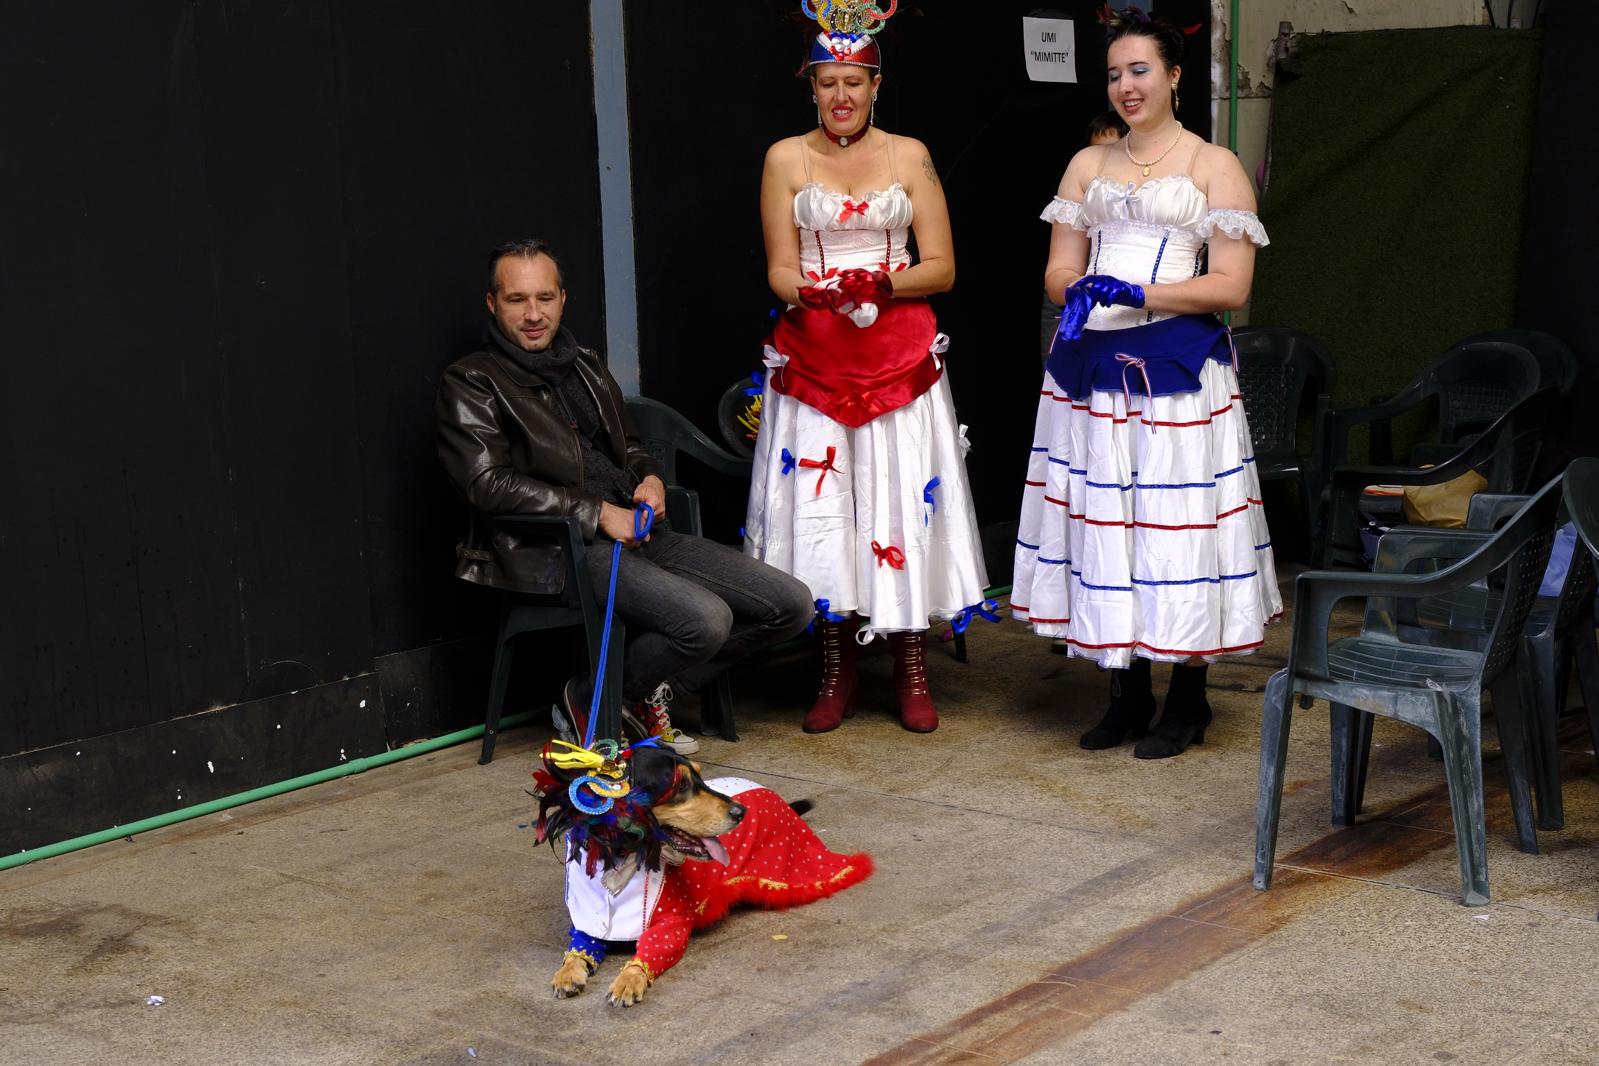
[564,778,873,980]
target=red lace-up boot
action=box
[803,618,860,733]
[890,632,939,733]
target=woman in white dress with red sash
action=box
[1012,13,1281,758]
[744,3,988,735]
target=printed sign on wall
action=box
[1023,17,1076,83]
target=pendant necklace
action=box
[1125,123,1185,178]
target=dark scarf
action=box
[488,322,636,513]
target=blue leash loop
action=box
[581,502,654,749]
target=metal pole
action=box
[589,0,640,395]
[1228,0,1240,153]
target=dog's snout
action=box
[727,802,746,823]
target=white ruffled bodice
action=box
[795,182,915,275]
[1041,174,1269,331]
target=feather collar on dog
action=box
[533,736,688,876]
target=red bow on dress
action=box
[870,541,906,569]
[837,199,869,223]
[798,446,840,496]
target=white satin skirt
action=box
[744,370,989,637]
[1012,359,1283,668]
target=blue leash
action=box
[581,502,654,749]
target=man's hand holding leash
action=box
[599,498,651,547]
[632,475,666,529]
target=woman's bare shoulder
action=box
[764,135,808,167]
[1056,144,1108,199]
[1191,141,1256,208]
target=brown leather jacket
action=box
[435,341,662,594]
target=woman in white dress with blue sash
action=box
[1013,14,1281,758]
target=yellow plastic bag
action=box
[1402,469,1488,528]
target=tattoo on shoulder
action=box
[921,155,939,186]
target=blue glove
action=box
[1056,285,1095,344]
[1054,275,1147,344]
[1075,274,1146,310]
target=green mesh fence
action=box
[1251,26,1542,435]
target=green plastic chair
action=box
[1254,474,1563,906]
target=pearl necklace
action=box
[1124,123,1184,178]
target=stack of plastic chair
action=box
[1318,388,1554,569]
[1254,475,1563,906]
[1316,339,1542,559]
[1372,482,1599,831]
[1457,329,1579,401]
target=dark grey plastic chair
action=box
[716,377,760,460]
[1254,475,1563,906]
[1371,488,1599,832]
[1323,339,1541,471]
[479,513,624,764]
[1460,329,1580,399]
[1231,326,1336,555]
[628,395,754,486]
[1569,458,1599,557]
[1317,339,1542,541]
[625,396,752,740]
[1318,388,1554,569]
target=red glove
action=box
[832,269,893,315]
[796,269,843,311]
[795,284,835,311]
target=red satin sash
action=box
[766,298,943,428]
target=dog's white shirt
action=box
[563,776,763,940]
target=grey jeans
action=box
[584,528,814,703]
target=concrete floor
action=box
[6,577,1599,1065]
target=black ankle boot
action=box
[1080,658,1155,750]
[1135,663,1213,759]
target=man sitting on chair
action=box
[436,238,814,752]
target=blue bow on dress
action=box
[950,599,1003,634]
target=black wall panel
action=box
[1517,0,1599,467]
[0,0,603,848]
[329,2,606,657]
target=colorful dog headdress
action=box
[799,0,897,74]
[533,736,679,876]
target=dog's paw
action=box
[551,954,591,999]
[606,963,651,1007]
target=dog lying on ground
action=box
[534,738,872,1006]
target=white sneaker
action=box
[622,682,700,755]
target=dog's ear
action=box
[627,746,679,800]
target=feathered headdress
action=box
[799,0,897,74]
[532,737,682,876]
